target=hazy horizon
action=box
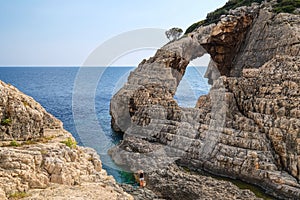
[0,1,227,66]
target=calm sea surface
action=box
[0,66,209,183]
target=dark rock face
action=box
[202,6,257,78]
[110,3,300,200]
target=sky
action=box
[0,0,228,66]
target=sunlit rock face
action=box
[0,80,62,141]
[0,80,132,200]
[110,2,300,199]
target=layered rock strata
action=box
[0,80,132,200]
[110,2,300,199]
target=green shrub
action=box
[23,140,37,145]
[185,20,205,35]
[1,118,12,125]
[22,101,29,107]
[41,149,48,155]
[9,140,20,147]
[274,5,296,13]
[38,135,56,143]
[274,0,300,13]
[9,191,30,199]
[61,137,77,148]
[185,0,265,34]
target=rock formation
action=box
[0,81,62,141]
[110,1,300,199]
[0,80,132,200]
[121,164,262,200]
[147,164,263,200]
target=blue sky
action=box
[0,0,227,66]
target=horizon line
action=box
[0,65,208,67]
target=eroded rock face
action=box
[0,134,101,194]
[0,80,132,200]
[110,3,300,200]
[0,140,132,199]
[202,5,259,80]
[204,4,300,81]
[232,11,300,76]
[0,80,62,141]
[225,56,300,182]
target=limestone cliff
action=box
[0,81,62,141]
[110,1,300,199]
[0,80,132,200]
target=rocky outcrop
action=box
[202,4,260,80]
[24,182,130,200]
[231,10,300,76]
[0,80,132,200]
[0,80,62,141]
[225,55,300,182]
[121,164,262,200]
[110,2,300,199]
[203,2,300,81]
[120,184,164,200]
[147,164,262,200]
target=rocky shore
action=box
[121,164,264,200]
[0,80,132,199]
[110,1,300,199]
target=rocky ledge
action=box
[0,80,132,200]
[110,1,300,199]
[121,164,263,200]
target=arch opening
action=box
[174,54,211,108]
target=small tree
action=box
[165,27,183,41]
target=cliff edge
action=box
[0,80,132,200]
[110,1,300,199]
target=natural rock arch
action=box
[109,4,300,199]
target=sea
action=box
[0,66,210,183]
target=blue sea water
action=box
[0,66,209,183]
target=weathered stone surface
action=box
[225,55,300,182]
[232,11,300,77]
[25,182,132,200]
[0,80,132,200]
[147,164,262,200]
[110,24,215,133]
[202,4,260,80]
[0,135,132,200]
[0,80,62,141]
[110,3,300,200]
[121,164,262,200]
[120,184,164,200]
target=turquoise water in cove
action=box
[0,66,209,183]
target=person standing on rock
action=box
[139,170,145,188]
